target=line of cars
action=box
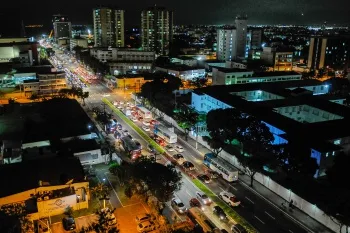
[135,213,158,233]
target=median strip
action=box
[193,179,258,233]
[102,98,165,154]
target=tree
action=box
[0,204,34,233]
[122,160,182,203]
[236,115,275,187]
[189,77,209,89]
[174,106,199,141]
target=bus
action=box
[137,106,152,119]
[187,207,220,233]
[120,136,141,160]
[154,125,177,144]
[203,153,239,182]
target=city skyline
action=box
[1,0,350,36]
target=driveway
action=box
[51,214,97,233]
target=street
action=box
[48,48,331,233]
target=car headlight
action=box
[220,216,224,220]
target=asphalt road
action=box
[51,51,319,233]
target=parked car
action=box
[165,145,174,152]
[62,216,76,231]
[213,206,227,221]
[135,213,155,224]
[197,174,211,183]
[231,224,248,233]
[137,221,156,232]
[196,191,212,205]
[173,154,185,165]
[183,161,195,170]
[219,191,241,207]
[171,198,187,214]
[175,145,184,153]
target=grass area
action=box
[193,179,258,233]
[102,98,165,154]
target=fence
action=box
[150,105,346,233]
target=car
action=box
[175,145,184,153]
[135,213,155,224]
[165,145,174,152]
[171,198,187,214]
[134,140,142,150]
[132,117,138,122]
[231,224,248,233]
[197,174,211,184]
[142,121,150,126]
[189,198,203,209]
[147,144,156,153]
[122,129,129,136]
[38,218,50,233]
[142,126,150,131]
[206,170,219,179]
[137,220,156,232]
[127,135,133,140]
[213,206,228,221]
[172,154,185,165]
[62,216,76,231]
[117,124,122,130]
[196,191,212,205]
[183,161,195,170]
[112,118,118,124]
[219,191,241,207]
[117,105,123,109]
[149,119,158,125]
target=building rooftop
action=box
[157,64,203,71]
[0,99,92,142]
[63,139,100,154]
[195,80,350,149]
[252,71,301,77]
[0,157,85,198]
[212,66,250,73]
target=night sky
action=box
[1,0,349,36]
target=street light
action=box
[88,124,92,139]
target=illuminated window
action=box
[334,139,341,145]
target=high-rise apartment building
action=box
[216,16,248,61]
[93,7,125,47]
[52,14,71,40]
[235,15,248,59]
[307,36,350,71]
[141,5,173,55]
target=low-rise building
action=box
[155,64,206,81]
[109,61,153,75]
[22,71,67,96]
[261,47,293,71]
[191,79,342,178]
[0,157,89,221]
[70,38,88,51]
[212,67,302,86]
[0,39,39,65]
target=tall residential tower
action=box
[141,5,173,55]
[52,14,71,40]
[93,7,125,47]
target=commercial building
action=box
[52,14,72,40]
[246,29,262,58]
[155,64,206,81]
[70,38,88,51]
[191,80,348,178]
[141,5,173,55]
[0,39,39,65]
[216,16,248,61]
[0,157,89,221]
[211,67,302,85]
[261,47,293,71]
[112,75,153,91]
[90,47,155,74]
[22,72,67,96]
[307,35,350,71]
[93,7,125,47]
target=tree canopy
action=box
[174,106,199,141]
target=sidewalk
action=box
[159,118,332,233]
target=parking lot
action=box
[50,214,97,233]
[115,202,150,233]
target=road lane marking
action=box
[185,190,192,198]
[289,230,294,233]
[229,184,238,191]
[264,211,276,220]
[245,197,255,204]
[254,215,265,224]
[219,187,225,192]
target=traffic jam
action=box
[105,101,245,233]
